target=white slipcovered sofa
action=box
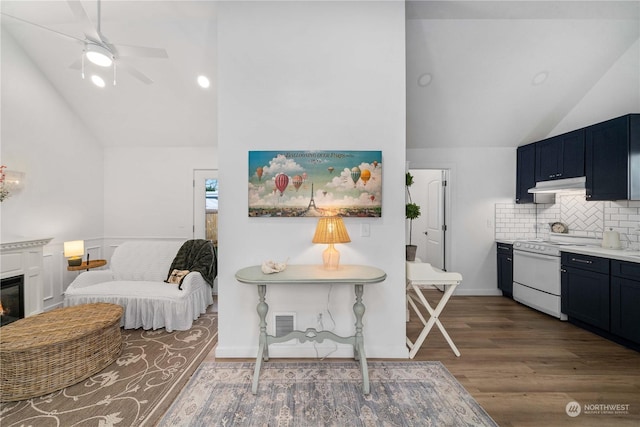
[64,240,214,332]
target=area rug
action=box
[159,361,498,426]
[0,312,217,427]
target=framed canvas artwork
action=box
[248,150,382,217]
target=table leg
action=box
[252,284,269,394]
[353,284,370,394]
[407,283,460,358]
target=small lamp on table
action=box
[64,240,85,267]
[312,217,351,270]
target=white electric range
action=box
[512,239,568,320]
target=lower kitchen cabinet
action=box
[497,243,513,297]
[561,253,610,331]
[611,261,640,344]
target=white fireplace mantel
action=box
[1,237,53,317]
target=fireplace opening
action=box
[1,275,24,326]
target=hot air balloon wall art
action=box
[248,150,382,217]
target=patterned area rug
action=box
[0,312,217,427]
[159,361,498,426]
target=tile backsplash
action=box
[496,195,640,249]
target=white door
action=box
[425,172,445,269]
[410,169,446,270]
[193,169,218,240]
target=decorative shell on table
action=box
[261,259,287,274]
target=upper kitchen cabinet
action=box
[585,114,640,201]
[535,129,585,182]
[516,143,536,204]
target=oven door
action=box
[513,250,561,295]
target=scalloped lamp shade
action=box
[312,217,351,270]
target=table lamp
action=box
[312,217,351,270]
[64,240,85,267]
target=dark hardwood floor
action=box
[211,292,640,426]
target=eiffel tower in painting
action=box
[307,183,317,210]
[304,183,322,216]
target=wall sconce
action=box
[312,217,351,270]
[64,240,85,267]
[0,167,25,202]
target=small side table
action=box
[67,259,107,272]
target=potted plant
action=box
[405,172,421,261]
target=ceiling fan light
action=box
[86,44,113,67]
[91,75,106,88]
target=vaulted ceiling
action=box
[2,1,639,149]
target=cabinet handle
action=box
[507,258,512,262]
[498,245,510,250]
[557,173,562,177]
[571,257,592,264]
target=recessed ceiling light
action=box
[85,44,113,67]
[91,75,106,88]
[417,73,433,87]
[197,75,210,89]
[532,71,549,86]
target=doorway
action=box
[193,169,218,243]
[408,169,448,270]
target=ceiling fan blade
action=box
[66,0,103,43]
[69,59,82,70]
[117,62,154,85]
[0,12,84,44]
[113,44,169,59]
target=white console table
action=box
[235,264,386,395]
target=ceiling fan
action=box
[0,0,168,85]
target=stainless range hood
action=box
[528,176,586,194]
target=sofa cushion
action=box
[111,241,183,282]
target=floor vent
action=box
[274,313,295,337]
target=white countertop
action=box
[557,245,640,263]
[496,240,640,263]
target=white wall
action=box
[1,28,105,309]
[406,147,515,295]
[103,146,217,239]
[216,0,408,358]
[551,38,640,136]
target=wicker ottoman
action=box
[0,302,123,402]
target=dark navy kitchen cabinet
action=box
[611,261,640,345]
[515,143,535,204]
[561,253,610,331]
[585,114,640,201]
[535,129,585,182]
[496,243,513,297]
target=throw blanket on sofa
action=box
[166,239,217,289]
